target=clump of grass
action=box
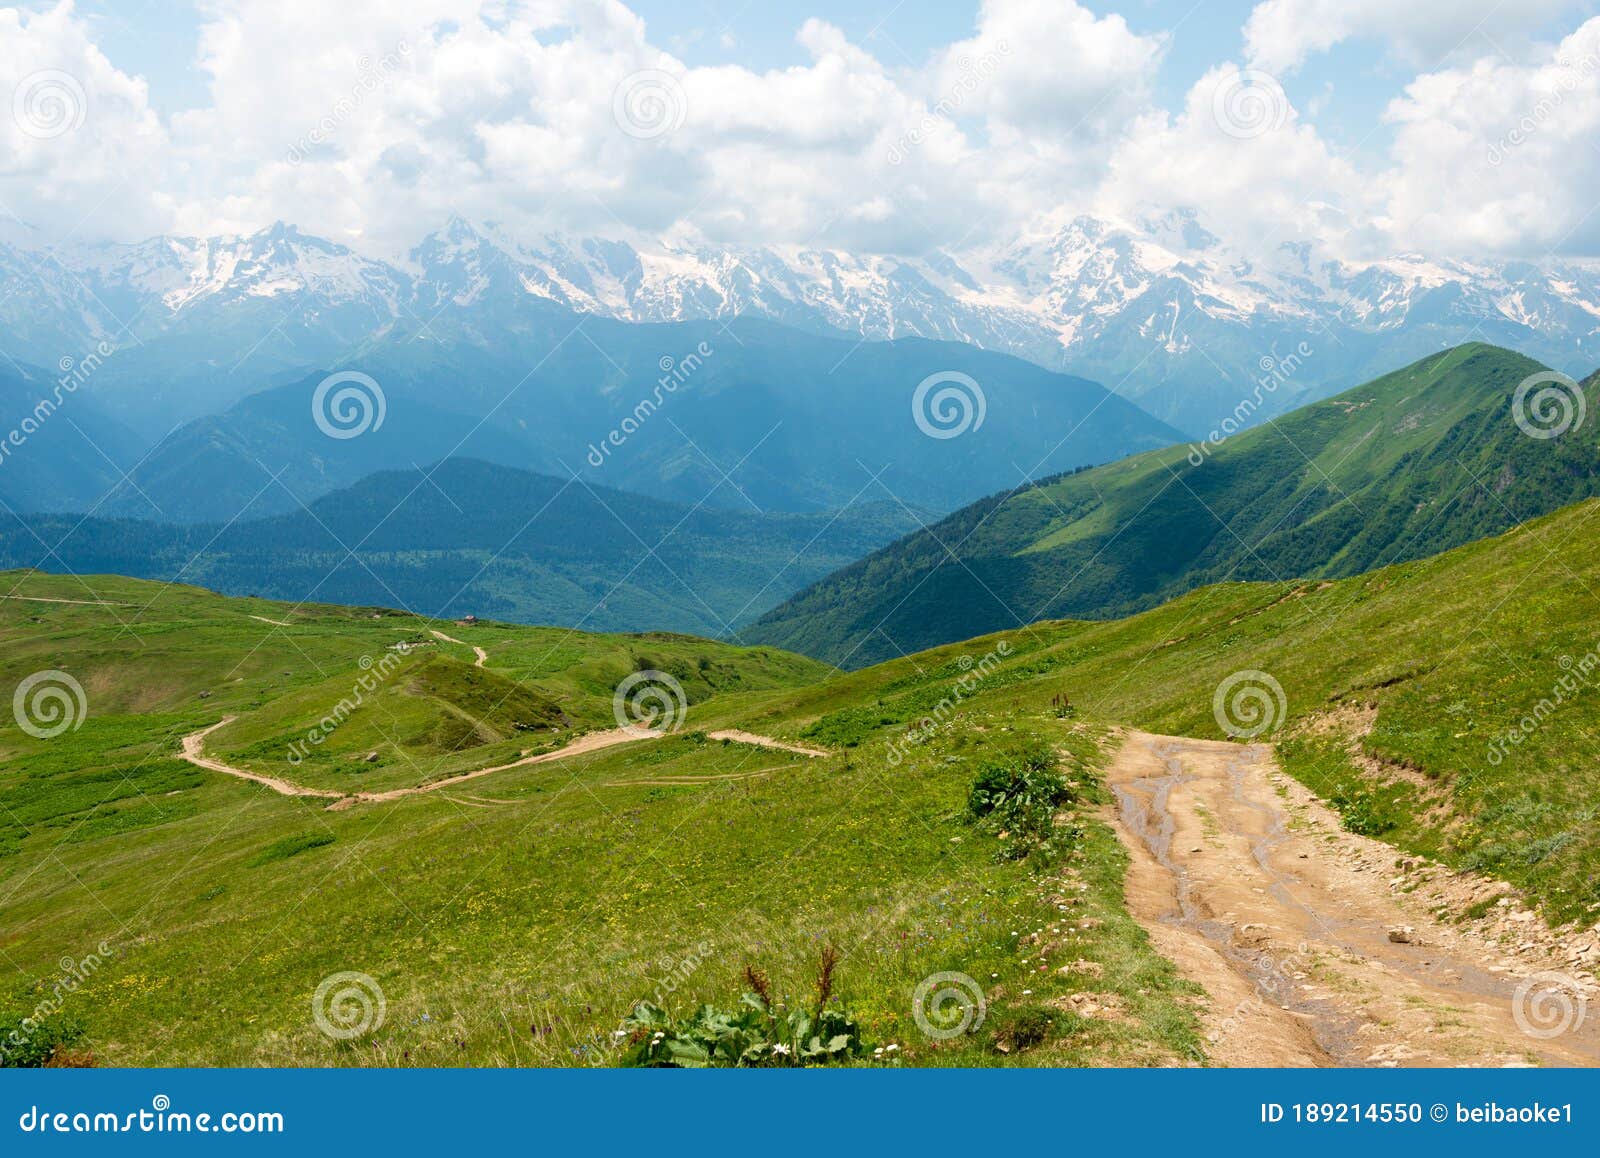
[247,832,334,867]
[990,1004,1056,1055]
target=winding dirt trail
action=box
[180,719,344,802]
[705,730,830,758]
[178,722,831,810]
[1107,730,1600,1068]
[429,629,487,667]
[178,720,659,810]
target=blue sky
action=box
[72,0,1587,162]
[79,2,1361,127]
[6,1,1600,260]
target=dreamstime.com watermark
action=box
[1511,370,1586,441]
[0,342,116,474]
[312,370,386,440]
[312,971,386,1041]
[11,669,88,739]
[1204,940,1312,1056]
[17,1096,283,1135]
[581,940,718,1063]
[1212,669,1287,740]
[0,941,115,1066]
[911,970,987,1040]
[1513,970,1590,1039]
[886,640,1013,766]
[913,370,986,440]
[286,43,411,165]
[1187,342,1312,465]
[587,341,713,467]
[613,670,688,734]
[286,652,405,765]
[886,43,1010,165]
[1486,647,1600,766]
[1487,51,1600,166]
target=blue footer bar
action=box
[4,1068,1597,1152]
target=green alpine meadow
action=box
[7,7,1600,1116]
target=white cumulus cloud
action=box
[1243,0,1586,74]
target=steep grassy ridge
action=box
[749,344,1600,666]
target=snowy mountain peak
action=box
[5,214,1600,433]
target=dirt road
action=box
[179,719,344,802]
[705,729,830,758]
[178,721,659,809]
[1106,730,1600,1067]
[430,629,487,667]
[177,722,827,809]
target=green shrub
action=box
[616,949,869,1068]
[965,740,1076,862]
[0,1010,86,1068]
[1326,783,1397,837]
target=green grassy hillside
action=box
[748,344,1600,666]
[7,489,1600,1069]
[0,569,1204,1068]
[741,496,1600,926]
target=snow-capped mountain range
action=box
[4,213,1599,434]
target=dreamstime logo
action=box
[0,940,115,1066]
[1487,51,1599,166]
[1511,371,1585,441]
[12,69,86,140]
[312,371,386,440]
[312,971,386,1041]
[587,340,713,467]
[911,971,986,1040]
[1211,669,1286,739]
[285,41,411,165]
[1512,971,1588,1040]
[886,42,1010,165]
[886,640,1013,766]
[287,652,406,766]
[1187,341,1313,465]
[912,371,986,440]
[612,69,686,140]
[1211,68,1288,140]
[0,341,115,474]
[612,670,688,734]
[12,670,87,739]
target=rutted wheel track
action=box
[1106,730,1600,1068]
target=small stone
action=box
[1388,926,1414,944]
